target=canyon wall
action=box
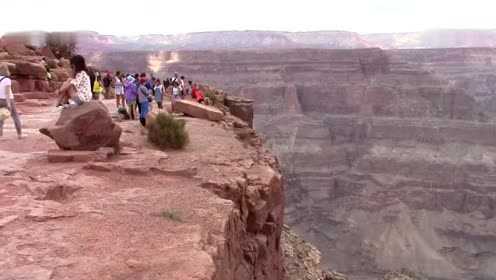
[94,48,496,280]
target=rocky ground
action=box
[0,99,284,280]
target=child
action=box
[154,79,164,109]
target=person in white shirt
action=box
[0,65,22,139]
[55,55,92,107]
[114,71,125,108]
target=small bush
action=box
[159,209,183,222]
[147,113,189,150]
[204,89,218,105]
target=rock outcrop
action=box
[174,99,224,121]
[0,34,71,100]
[40,101,121,152]
[1,98,286,280]
[225,96,254,128]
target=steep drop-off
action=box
[93,48,496,280]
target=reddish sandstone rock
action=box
[22,92,52,100]
[46,58,59,69]
[15,78,36,92]
[225,95,254,128]
[50,68,71,82]
[39,46,56,59]
[40,101,122,152]
[3,42,35,56]
[13,61,47,79]
[47,149,108,163]
[49,81,64,92]
[13,94,26,102]
[58,58,71,69]
[34,80,50,92]
[175,99,224,121]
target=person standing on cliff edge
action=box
[0,66,22,139]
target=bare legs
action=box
[0,99,22,139]
[116,94,126,108]
[56,79,77,106]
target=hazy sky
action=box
[1,0,496,36]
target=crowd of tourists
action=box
[93,71,206,127]
[0,54,208,139]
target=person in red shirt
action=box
[190,82,204,103]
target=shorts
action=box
[71,96,84,106]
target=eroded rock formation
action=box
[0,35,72,100]
[1,99,285,280]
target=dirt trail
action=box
[0,100,261,280]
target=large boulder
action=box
[225,95,254,128]
[3,42,35,56]
[15,78,36,92]
[50,68,71,82]
[174,100,224,121]
[39,47,56,59]
[40,101,121,152]
[13,61,47,79]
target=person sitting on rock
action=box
[191,83,205,104]
[0,66,22,139]
[55,55,92,107]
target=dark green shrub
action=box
[159,209,183,222]
[147,113,189,149]
[46,32,76,59]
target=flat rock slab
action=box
[0,215,19,228]
[0,265,53,280]
[22,92,53,100]
[47,149,112,163]
[175,100,224,121]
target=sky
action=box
[1,0,496,36]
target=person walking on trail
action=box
[0,66,22,139]
[93,75,104,100]
[102,72,112,99]
[55,55,92,108]
[137,73,151,127]
[114,71,125,108]
[124,75,138,120]
[154,78,164,110]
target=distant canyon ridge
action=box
[5,29,496,56]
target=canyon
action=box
[88,47,496,280]
[4,30,496,279]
